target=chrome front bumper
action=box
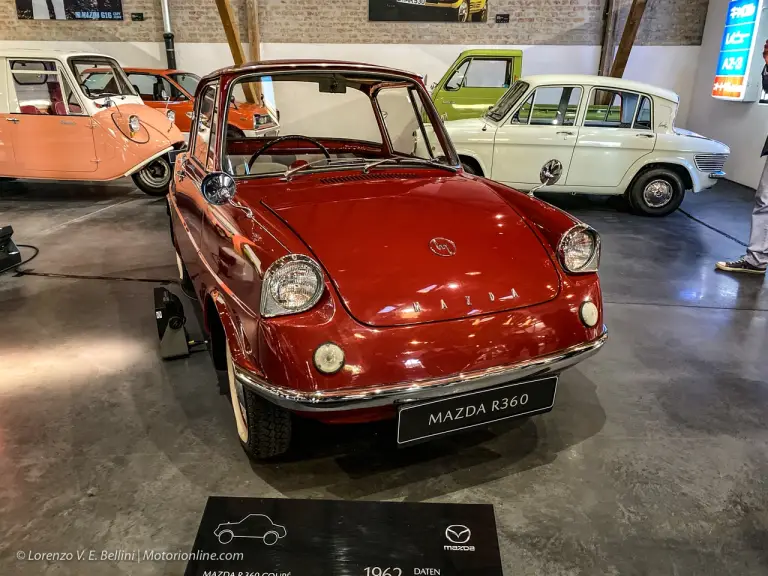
[234,327,608,412]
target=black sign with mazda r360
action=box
[185,497,503,575]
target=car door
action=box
[173,82,218,279]
[433,56,517,120]
[566,88,656,188]
[491,85,583,186]
[6,58,97,175]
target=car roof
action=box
[520,74,680,104]
[1,48,118,61]
[124,67,180,75]
[203,59,423,83]
[458,48,523,58]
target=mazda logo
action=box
[429,237,456,257]
[445,525,471,544]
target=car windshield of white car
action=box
[69,57,136,100]
[220,72,452,178]
[486,80,529,122]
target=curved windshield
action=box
[169,72,200,97]
[69,57,136,100]
[218,72,456,179]
[485,80,529,122]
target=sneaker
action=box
[715,257,766,274]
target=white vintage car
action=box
[441,74,730,216]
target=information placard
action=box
[185,497,503,576]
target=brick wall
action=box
[0,0,708,45]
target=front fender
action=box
[454,147,492,177]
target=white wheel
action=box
[218,530,234,544]
[226,340,249,444]
[263,531,279,546]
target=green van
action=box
[431,49,523,121]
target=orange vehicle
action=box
[0,50,184,196]
[123,67,278,140]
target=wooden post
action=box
[214,0,257,103]
[245,0,263,103]
[609,0,647,79]
[598,0,618,77]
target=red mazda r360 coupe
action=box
[168,60,607,459]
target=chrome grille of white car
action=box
[694,153,728,172]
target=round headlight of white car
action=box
[166,109,176,123]
[128,115,141,133]
[261,254,324,318]
[558,225,600,273]
[313,342,345,375]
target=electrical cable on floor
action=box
[679,209,748,247]
[0,243,39,275]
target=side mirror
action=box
[540,159,563,186]
[200,172,236,205]
[529,159,563,196]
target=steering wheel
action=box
[247,135,330,171]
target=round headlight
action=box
[261,254,324,317]
[166,110,176,123]
[558,226,599,273]
[314,342,345,375]
[128,115,140,133]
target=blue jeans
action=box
[746,158,768,269]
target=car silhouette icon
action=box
[213,514,287,545]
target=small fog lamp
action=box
[579,301,599,328]
[314,343,345,375]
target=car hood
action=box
[261,172,560,327]
[443,117,493,139]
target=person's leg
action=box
[716,158,768,274]
[745,157,768,268]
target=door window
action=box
[191,84,218,168]
[9,59,81,116]
[444,60,469,91]
[634,96,653,130]
[511,93,533,124]
[512,86,582,126]
[463,59,513,88]
[585,89,643,128]
[127,73,184,102]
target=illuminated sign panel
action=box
[713,0,765,100]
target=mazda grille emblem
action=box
[429,237,456,257]
[445,525,471,544]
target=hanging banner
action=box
[16,0,123,20]
[712,0,766,101]
[369,0,488,22]
[184,497,504,576]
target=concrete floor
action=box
[1,179,766,575]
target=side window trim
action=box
[189,81,218,171]
[585,86,651,129]
[444,58,470,92]
[58,62,86,116]
[509,85,584,126]
[632,95,654,130]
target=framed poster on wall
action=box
[369,0,488,22]
[16,0,123,20]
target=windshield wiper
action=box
[362,157,457,174]
[282,158,367,181]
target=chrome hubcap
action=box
[643,179,674,208]
[138,158,170,188]
[458,1,468,20]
